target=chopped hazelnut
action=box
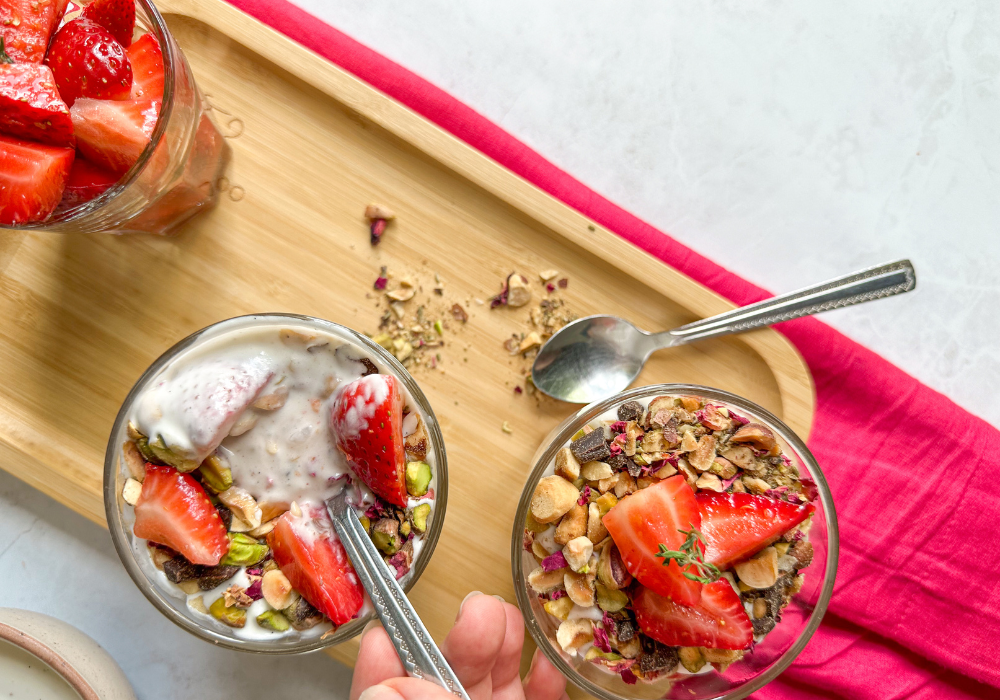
[387,287,416,302]
[122,441,146,482]
[701,648,743,672]
[564,571,595,607]
[518,331,542,354]
[688,435,717,472]
[679,396,701,412]
[680,431,699,452]
[364,204,396,220]
[731,423,779,455]
[554,447,581,481]
[122,478,142,506]
[677,458,698,488]
[587,502,608,543]
[614,472,637,498]
[722,445,756,469]
[261,569,295,609]
[597,473,619,493]
[709,456,737,479]
[527,566,569,594]
[695,472,724,492]
[563,536,594,572]
[530,475,580,523]
[580,460,613,481]
[556,618,593,655]
[506,273,533,307]
[539,269,560,282]
[554,504,587,545]
[653,463,678,479]
[218,487,262,529]
[734,546,779,589]
[743,477,771,494]
[253,386,289,411]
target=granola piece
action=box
[734,546,779,589]
[556,618,593,656]
[722,445,756,470]
[695,472,724,492]
[527,567,568,594]
[198,565,241,590]
[570,429,610,464]
[587,502,608,543]
[624,421,643,456]
[688,435,717,472]
[617,400,644,423]
[676,458,698,488]
[743,476,772,495]
[163,556,201,584]
[613,631,642,659]
[403,414,429,459]
[731,423,779,456]
[223,585,254,609]
[507,274,532,307]
[564,571,595,607]
[218,487,262,529]
[554,447,581,481]
[640,639,680,675]
[122,441,146,482]
[596,542,632,590]
[122,478,142,506]
[555,504,588,546]
[652,463,678,479]
[679,396,701,412]
[283,596,325,630]
[614,473,637,498]
[530,475,580,523]
[518,332,542,354]
[640,429,668,453]
[679,430,699,453]
[580,460,613,481]
[539,269,560,282]
[563,536,594,572]
[597,473,619,494]
[210,597,247,628]
[789,540,814,568]
[708,456,737,480]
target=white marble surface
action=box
[2,1,998,698]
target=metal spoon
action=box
[531,259,916,404]
[326,491,470,699]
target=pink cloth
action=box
[226,1,1000,695]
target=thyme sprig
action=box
[655,526,721,584]
[0,38,13,64]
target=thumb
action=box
[359,678,458,700]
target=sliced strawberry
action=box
[634,580,754,650]
[0,63,73,146]
[267,505,364,625]
[126,32,161,99]
[697,492,815,567]
[330,374,407,508]
[0,0,69,63]
[0,133,74,224]
[56,155,117,210]
[70,97,157,174]
[45,18,131,106]
[81,0,134,47]
[602,476,703,606]
[132,463,229,566]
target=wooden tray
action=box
[0,0,814,671]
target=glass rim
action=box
[510,383,839,700]
[103,313,449,654]
[3,0,178,230]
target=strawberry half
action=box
[603,476,704,606]
[70,97,158,174]
[634,580,754,650]
[82,0,134,48]
[0,133,74,225]
[127,33,162,100]
[0,63,73,146]
[330,374,407,507]
[132,463,230,566]
[267,505,364,625]
[45,18,132,107]
[57,156,118,210]
[697,492,815,568]
[0,0,69,63]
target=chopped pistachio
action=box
[433,320,444,335]
[371,333,394,350]
[359,514,371,532]
[584,647,623,663]
[542,596,575,621]
[679,646,706,673]
[774,542,790,556]
[220,533,269,567]
[209,596,247,628]
[595,583,629,612]
[594,492,618,516]
[399,521,412,538]
[148,436,200,472]
[372,518,401,555]
[525,512,548,533]
[256,610,290,632]
[405,461,431,497]
[410,503,431,533]
[198,454,233,493]
[501,421,513,434]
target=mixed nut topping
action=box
[523,394,817,683]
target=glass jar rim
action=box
[104,313,449,653]
[511,383,839,700]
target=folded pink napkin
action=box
[227,2,1000,694]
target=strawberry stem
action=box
[0,38,13,64]
[655,525,721,584]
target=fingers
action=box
[440,592,509,697]
[350,623,407,700]
[523,649,568,700]
[488,602,529,693]
[361,677,466,700]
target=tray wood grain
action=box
[0,0,814,673]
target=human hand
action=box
[350,591,568,700]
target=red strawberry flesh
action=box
[126,32,162,99]
[603,476,703,606]
[267,505,364,625]
[0,64,74,146]
[45,18,132,106]
[0,133,74,225]
[697,492,815,567]
[70,97,158,175]
[330,374,408,507]
[132,463,230,566]
[57,156,118,210]
[82,0,134,47]
[0,0,69,63]
[634,580,754,650]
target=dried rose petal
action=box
[451,304,468,323]
[374,265,388,290]
[514,386,523,394]
[546,283,555,293]
[557,278,568,289]
[593,624,612,652]
[541,551,568,572]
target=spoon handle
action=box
[662,259,916,345]
[326,495,471,699]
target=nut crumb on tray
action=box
[522,393,817,685]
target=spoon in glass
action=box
[531,259,915,404]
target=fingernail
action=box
[492,594,506,603]
[358,685,403,700]
[458,590,483,618]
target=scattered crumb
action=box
[501,421,513,434]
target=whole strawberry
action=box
[45,18,132,107]
[82,0,135,48]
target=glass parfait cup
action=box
[3,0,229,235]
